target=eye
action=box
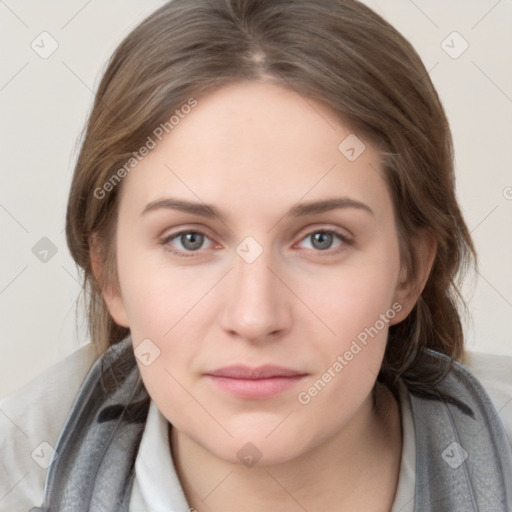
[160,230,215,256]
[296,229,350,253]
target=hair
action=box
[66,0,477,393]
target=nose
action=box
[219,247,292,343]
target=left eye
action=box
[297,230,347,251]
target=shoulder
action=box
[460,349,512,447]
[0,343,97,511]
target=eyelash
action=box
[158,228,353,258]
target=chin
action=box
[219,442,305,468]
[198,423,315,468]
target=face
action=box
[102,80,416,466]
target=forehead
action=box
[118,81,393,221]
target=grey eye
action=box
[310,232,335,250]
[179,232,204,251]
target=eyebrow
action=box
[140,196,374,221]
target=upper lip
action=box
[205,365,307,379]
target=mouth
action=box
[204,365,308,399]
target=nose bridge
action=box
[220,242,290,341]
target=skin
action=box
[94,80,436,511]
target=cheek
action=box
[300,239,401,344]
[135,355,211,443]
[115,229,219,339]
[294,259,400,429]
[114,240,223,415]
[295,237,401,400]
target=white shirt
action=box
[1,345,511,511]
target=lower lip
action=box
[205,375,306,399]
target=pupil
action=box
[182,232,203,250]
[312,232,332,250]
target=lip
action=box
[204,365,308,399]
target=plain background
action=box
[0,0,511,398]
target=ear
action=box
[89,234,130,328]
[389,229,437,325]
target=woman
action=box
[1,0,511,511]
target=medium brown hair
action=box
[66,0,477,389]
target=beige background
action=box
[1,0,511,398]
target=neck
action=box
[170,382,402,512]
